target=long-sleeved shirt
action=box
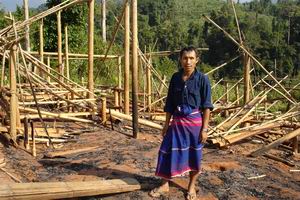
[164,68,213,114]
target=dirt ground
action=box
[0,122,300,200]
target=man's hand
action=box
[200,129,208,143]
[161,125,168,137]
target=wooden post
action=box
[101,0,106,42]
[24,117,30,150]
[31,121,36,157]
[131,0,138,138]
[146,53,152,112]
[88,0,95,100]
[39,19,44,76]
[124,0,130,115]
[65,25,70,80]
[101,95,107,125]
[9,44,18,143]
[57,10,63,82]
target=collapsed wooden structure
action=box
[0,0,299,198]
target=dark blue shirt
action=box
[164,69,213,114]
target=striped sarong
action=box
[155,109,203,179]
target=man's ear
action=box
[196,57,200,64]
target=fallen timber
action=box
[0,178,141,200]
[251,128,300,157]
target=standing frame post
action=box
[101,0,107,42]
[124,0,130,115]
[9,44,18,144]
[131,0,138,138]
[88,0,95,100]
[57,10,63,82]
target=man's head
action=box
[179,46,200,74]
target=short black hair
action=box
[179,46,199,59]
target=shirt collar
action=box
[179,68,199,81]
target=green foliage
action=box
[6,0,300,84]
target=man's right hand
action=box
[161,125,168,137]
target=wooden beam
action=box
[39,19,44,76]
[251,128,300,157]
[0,178,141,200]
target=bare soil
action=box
[0,123,300,200]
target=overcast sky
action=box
[1,0,46,12]
[1,0,253,12]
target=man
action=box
[150,46,213,200]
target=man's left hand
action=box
[200,130,208,143]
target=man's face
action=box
[180,50,199,74]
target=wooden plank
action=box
[0,178,140,200]
[251,128,300,157]
[44,146,100,158]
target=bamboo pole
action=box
[47,56,50,82]
[114,89,119,109]
[9,44,17,144]
[88,0,94,100]
[131,0,138,138]
[94,0,128,81]
[230,0,243,43]
[206,56,239,75]
[101,95,107,125]
[39,19,44,76]
[262,79,295,104]
[101,0,106,42]
[1,51,6,87]
[30,51,118,59]
[146,52,152,112]
[4,0,82,37]
[243,54,251,104]
[23,0,30,52]
[124,0,130,115]
[108,109,163,130]
[20,107,95,124]
[65,25,70,80]
[235,84,240,105]
[57,10,63,82]
[118,56,122,109]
